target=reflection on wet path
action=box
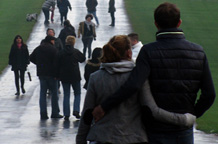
[0,0,217,143]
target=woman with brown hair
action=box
[76,35,147,144]
[9,35,30,96]
[76,35,195,144]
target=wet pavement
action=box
[0,0,217,143]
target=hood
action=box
[86,59,101,67]
[63,45,74,55]
[100,60,135,74]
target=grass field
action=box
[124,0,218,133]
[0,0,44,72]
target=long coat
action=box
[9,44,30,71]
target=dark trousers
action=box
[60,11,68,24]
[42,8,50,24]
[14,70,25,93]
[147,127,194,144]
[82,37,93,58]
[110,12,115,26]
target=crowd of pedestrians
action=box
[8,1,216,144]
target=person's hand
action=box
[93,37,96,41]
[78,35,80,38]
[92,105,105,122]
[70,8,72,11]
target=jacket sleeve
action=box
[194,55,216,118]
[93,25,96,38]
[8,45,14,65]
[78,22,83,37]
[25,45,30,64]
[140,80,196,127]
[30,47,38,64]
[101,46,150,112]
[68,1,72,10]
[75,49,86,63]
[76,76,96,144]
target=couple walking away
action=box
[76,2,216,144]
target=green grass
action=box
[124,0,218,133]
[0,0,44,72]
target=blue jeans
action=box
[39,76,60,117]
[82,37,93,58]
[62,81,81,116]
[147,127,193,144]
[88,11,99,25]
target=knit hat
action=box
[65,36,76,46]
[45,35,55,42]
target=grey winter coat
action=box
[76,61,147,144]
[42,0,56,9]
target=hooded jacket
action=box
[76,60,148,144]
[57,45,85,83]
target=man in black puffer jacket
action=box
[93,2,216,144]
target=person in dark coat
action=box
[78,14,96,58]
[86,0,99,26]
[58,20,76,46]
[57,36,86,120]
[30,35,63,120]
[84,47,102,89]
[41,28,63,93]
[57,0,72,25]
[92,2,216,144]
[9,35,30,96]
[108,0,116,26]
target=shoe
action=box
[41,116,49,120]
[64,116,69,121]
[51,114,64,119]
[73,111,81,119]
[41,113,49,120]
[109,24,114,26]
[21,87,25,94]
[15,92,20,96]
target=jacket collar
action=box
[156,28,185,40]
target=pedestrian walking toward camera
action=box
[41,28,63,52]
[9,35,30,96]
[58,20,76,46]
[42,0,56,25]
[108,0,115,26]
[57,0,72,26]
[86,0,99,26]
[83,47,102,90]
[78,14,96,58]
[92,2,216,144]
[128,33,143,62]
[57,36,86,120]
[30,36,63,120]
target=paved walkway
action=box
[0,0,217,143]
